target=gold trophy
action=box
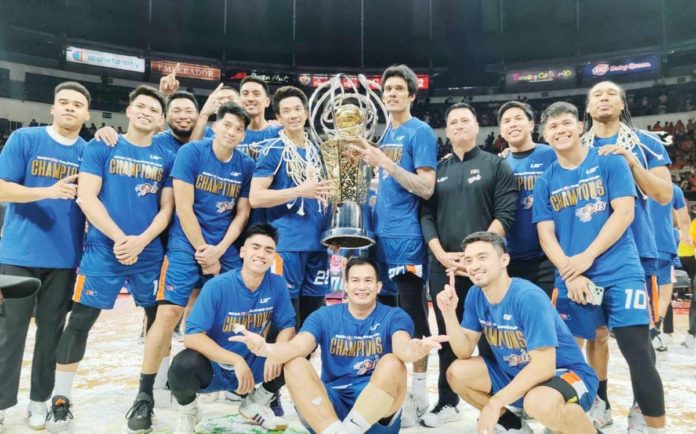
[308,74,388,249]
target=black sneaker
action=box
[126,392,154,433]
[270,390,284,417]
[45,395,73,433]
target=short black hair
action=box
[129,85,166,114]
[241,76,270,96]
[167,91,199,112]
[461,231,508,255]
[216,101,250,129]
[245,223,279,245]
[55,81,91,106]
[540,101,579,126]
[345,257,379,280]
[497,101,533,124]
[445,102,477,123]
[272,86,308,114]
[381,64,418,97]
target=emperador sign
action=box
[151,60,221,81]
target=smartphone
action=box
[587,282,605,306]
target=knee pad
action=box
[56,303,101,364]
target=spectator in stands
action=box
[28,119,37,127]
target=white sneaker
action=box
[172,330,184,343]
[0,409,5,433]
[628,403,649,433]
[223,390,244,402]
[651,330,668,352]
[239,388,289,431]
[27,400,48,430]
[400,393,429,428]
[174,402,201,434]
[45,396,73,433]
[681,334,696,349]
[589,397,613,429]
[153,387,174,409]
[420,403,462,427]
[495,419,533,433]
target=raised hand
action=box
[436,271,459,316]
[228,324,272,358]
[159,63,181,97]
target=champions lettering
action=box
[195,174,241,197]
[516,174,539,191]
[484,327,527,350]
[109,159,163,181]
[381,146,404,163]
[549,179,605,212]
[222,311,272,333]
[329,336,383,357]
[31,159,78,180]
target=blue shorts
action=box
[157,250,241,306]
[201,356,266,393]
[377,262,428,297]
[73,268,161,310]
[272,251,329,299]
[483,356,597,412]
[313,376,400,434]
[555,280,649,340]
[655,258,673,286]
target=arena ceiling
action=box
[1,0,695,86]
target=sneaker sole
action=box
[239,410,288,431]
[127,428,153,434]
[420,414,462,428]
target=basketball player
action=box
[231,257,448,434]
[583,80,672,427]
[238,76,282,160]
[533,102,665,433]
[0,82,90,431]
[249,86,333,325]
[125,102,254,432]
[351,64,436,427]
[166,223,294,433]
[442,232,599,434]
[45,86,176,433]
[498,101,557,297]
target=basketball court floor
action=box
[4,295,695,433]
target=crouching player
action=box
[442,232,599,434]
[231,257,448,434]
[166,224,295,433]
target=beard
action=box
[170,124,193,139]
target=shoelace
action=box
[125,399,154,420]
[47,401,73,422]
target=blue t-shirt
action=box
[168,139,254,261]
[533,148,643,287]
[154,127,215,155]
[649,184,685,258]
[0,127,86,268]
[186,269,295,365]
[253,139,327,252]
[300,302,414,384]
[592,132,671,262]
[505,144,557,260]
[79,136,175,274]
[374,117,437,240]
[239,125,282,160]
[462,278,596,382]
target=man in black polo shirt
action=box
[419,102,517,428]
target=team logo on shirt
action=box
[468,174,481,184]
[329,335,383,357]
[504,349,531,367]
[353,356,379,375]
[216,199,237,213]
[195,174,242,197]
[149,154,162,161]
[549,179,606,212]
[520,195,534,210]
[575,198,607,223]
[482,324,527,350]
[380,145,404,165]
[530,163,543,169]
[31,157,79,180]
[135,182,160,197]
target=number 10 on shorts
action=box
[624,288,647,310]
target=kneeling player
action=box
[232,257,447,434]
[126,102,255,432]
[166,224,294,433]
[442,232,599,434]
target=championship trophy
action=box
[308,74,389,249]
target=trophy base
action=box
[321,202,375,250]
[321,228,375,250]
